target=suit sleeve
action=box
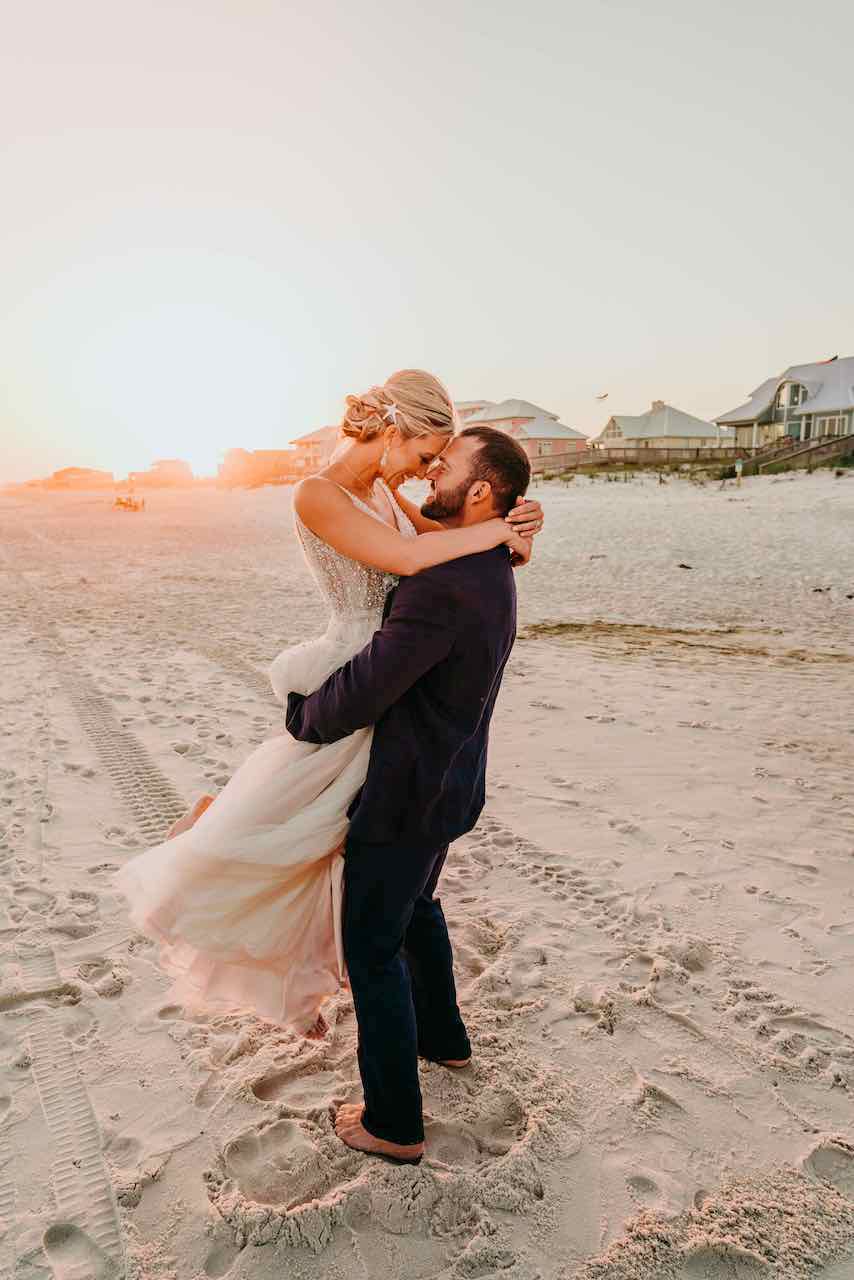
[285,570,457,744]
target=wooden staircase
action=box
[755,433,854,473]
[742,435,802,474]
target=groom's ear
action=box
[467,478,493,508]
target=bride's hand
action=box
[506,495,544,537]
[166,793,215,840]
[506,527,533,567]
[486,518,533,565]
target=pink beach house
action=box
[458,399,588,460]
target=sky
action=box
[2,0,853,482]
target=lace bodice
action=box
[295,480,417,619]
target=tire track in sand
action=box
[188,640,277,703]
[1,523,188,844]
[67,677,187,844]
[20,949,124,1279]
[0,1098,14,1280]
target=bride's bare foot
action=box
[166,794,215,840]
[303,1012,328,1041]
[334,1103,423,1164]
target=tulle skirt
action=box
[113,613,379,1032]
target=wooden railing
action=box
[750,435,800,459]
[757,433,854,473]
[530,446,744,475]
[741,435,802,474]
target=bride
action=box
[114,370,542,1033]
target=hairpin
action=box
[383,402,398,425]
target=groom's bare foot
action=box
[420,1052,472,1068]
[334,1103,424,1164]
[167,794,215,840]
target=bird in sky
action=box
[595,392,609,400]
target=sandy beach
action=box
[2,470,854,1280]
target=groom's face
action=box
[420,437,483,521]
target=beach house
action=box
[594,402,733,450]
[42,467,115,489]
[217,449,300,487]
[455,400,495,422]
[290,425,341,472]
[129,459,194,487]
[715,355,854,451]
[461,399,588,460]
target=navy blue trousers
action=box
[343,837,471,1145]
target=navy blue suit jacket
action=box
[285,547,517,848]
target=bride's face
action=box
[381,430,449,487]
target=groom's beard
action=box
[420,476,471,522]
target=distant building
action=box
[455,400,495,422]
[217,448,299,488]
[216,428,339,488]
[129,459,194,487]
[505,417,588,459]
[595,401,734,450]
[290,425,341,472]
[43,466,115,489]
[464,399,560,429]
[460,398,587,458]
[715,355,854,451]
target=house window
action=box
[539,442,552,456]
[777,383,806,409]
[817,415,845,436]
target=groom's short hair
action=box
[460,426,531,516]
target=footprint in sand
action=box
[60,1007,97,1044]
[68,889,100,917]
[424,1118,481,1166]
[630,1073,686,1120]
[802,1139,854,1198]
[470,1087,527,1156]
[222,1118,332,1211]
[86,863,119,877]
[453,1232,517,1276]
[204,1240,243,1277]
[252,1067,343,1114]
[455,940,487,982]
[155,1003,184,1021]
[727,980,854,1073]
[48,889,102,940]
[679,1242,770,1278]
[626,1171,666,1209]
[77,957,128,998]
[42,1222,120,1280]
[13,884,56,915]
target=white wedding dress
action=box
[114,481,415,1031]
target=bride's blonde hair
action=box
[340,369,457,443]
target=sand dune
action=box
[1,470,853,1279]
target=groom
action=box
[286,425,531,1164]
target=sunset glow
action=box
[3,1,853,485]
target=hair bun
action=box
[340,388,391,441]
[339,370,456,444]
